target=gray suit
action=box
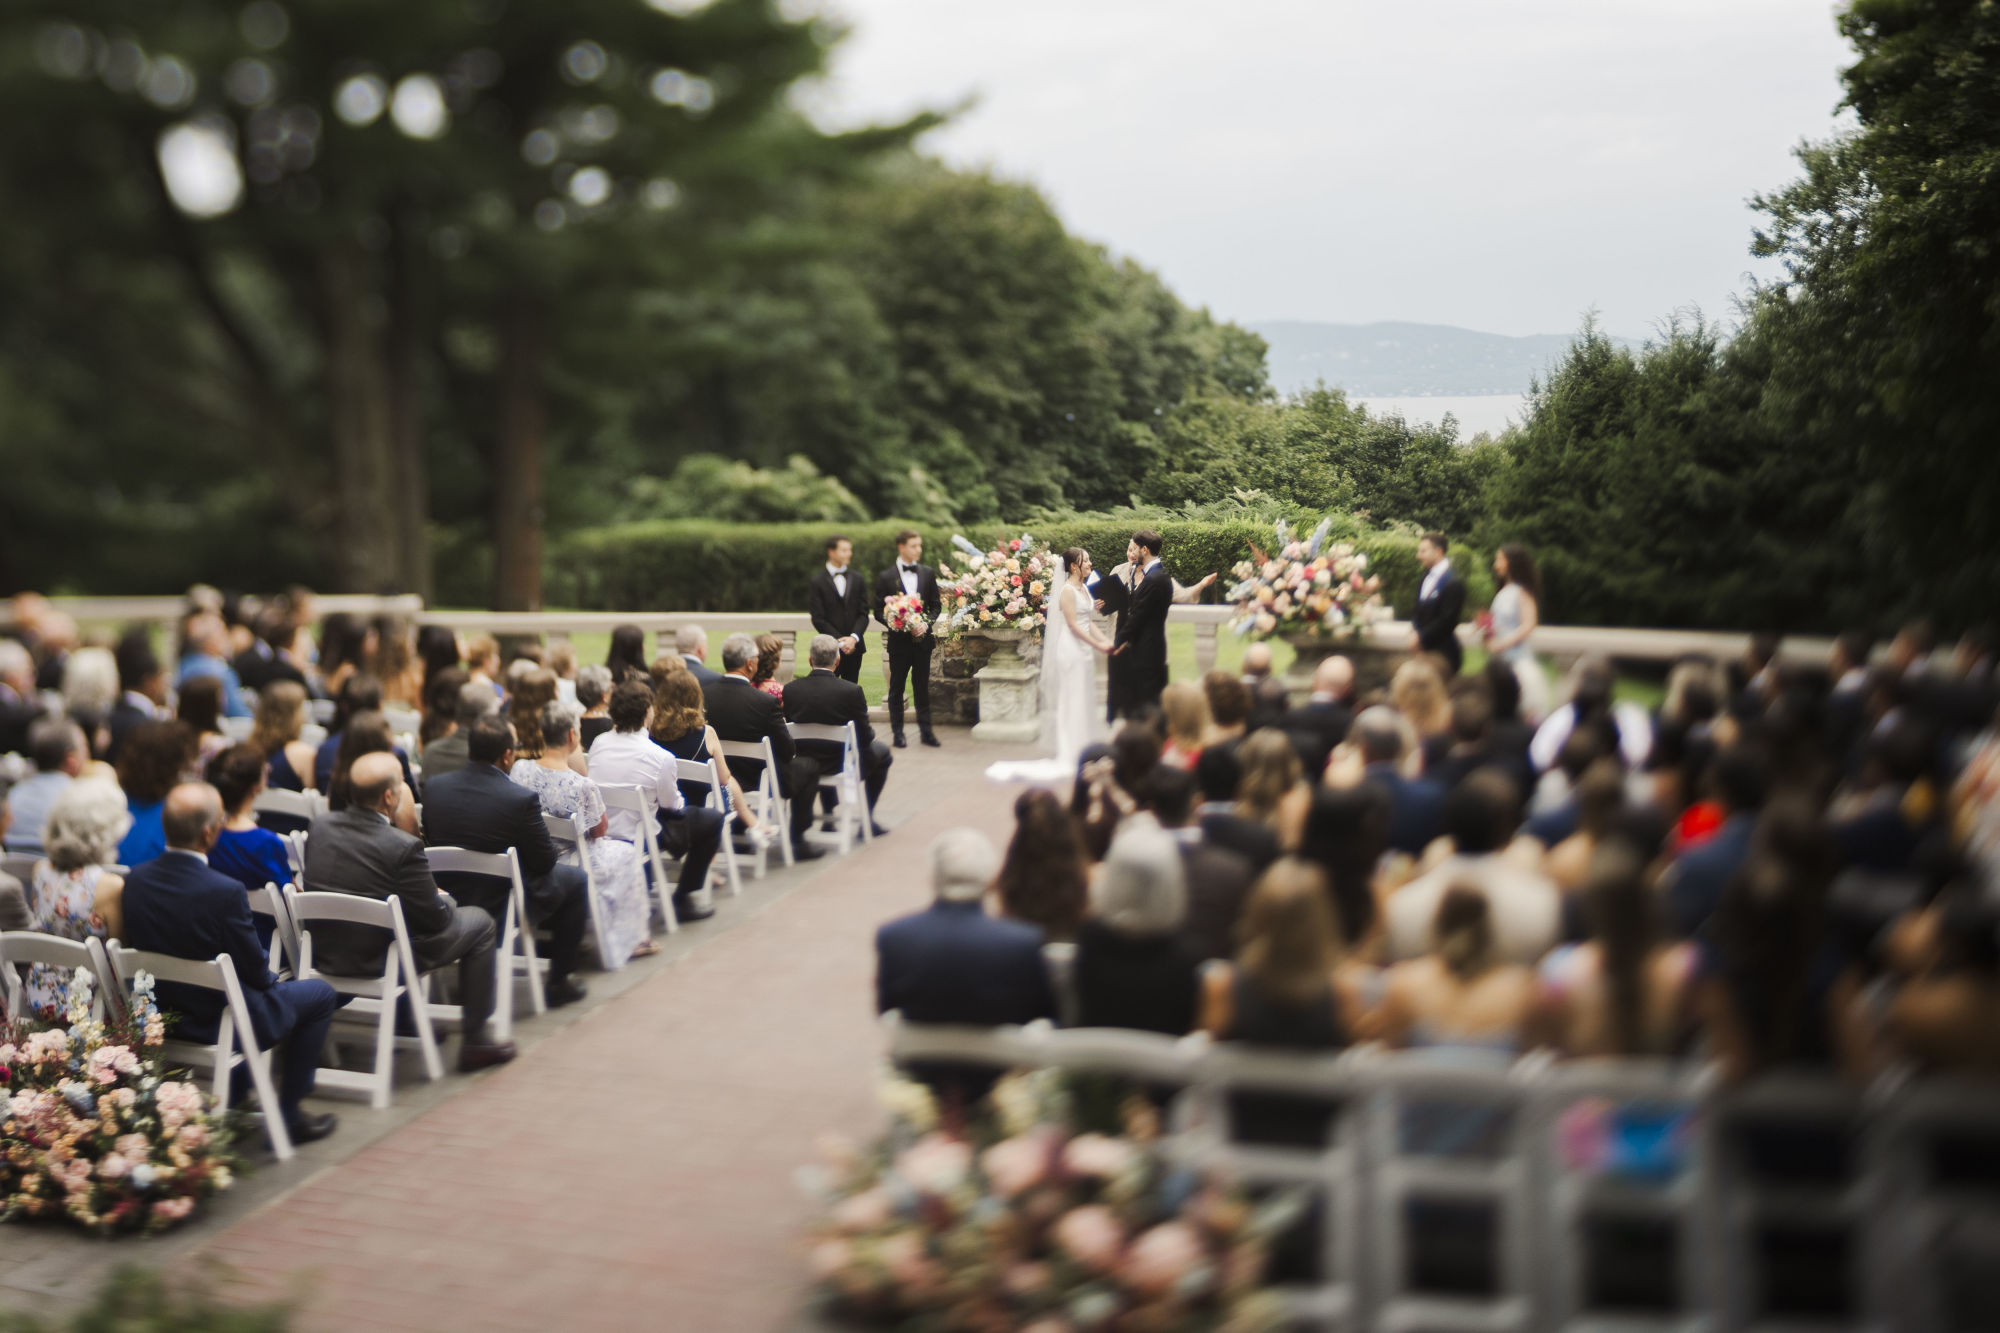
[420,731,471,785]
[301,807,499,1042]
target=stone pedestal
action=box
[1281,634,1402,704]
[967,630,1043,743]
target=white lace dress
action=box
[986,581,1102,786]
[507,761,649,968]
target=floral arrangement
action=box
[1225,518,1388,642]
[1,968,238,1235]
[805,1070,1296,1331]
[937,534,1053,638]
[883,592,932,637]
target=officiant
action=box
[1094,541,1215,722]
[807,534,871,685]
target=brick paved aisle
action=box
[194,734,1036,1332]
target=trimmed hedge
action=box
[547,518,1493,618]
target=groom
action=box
[1106,529,1173,720]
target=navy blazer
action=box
[1665,815,1757,940]
[1363,763,1447,856]
[419,762,561,904]
[119,849,283,1045]
[681,654,724,689]
[875,900,1057,1027]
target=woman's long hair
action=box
[1497,543,1542,602]
[1585,841,1664,1055]
[994,789,1090,941]
[1392,658,1451,737]
[649,667,706,742]
[1713,799,1836,1070]
[507,668,558,760]
[176,675,223,737]
[1234,729,1301,825]
[249,680,307,757]
[419,666,469,746]
[329,711,395,811]
[1236,858,1343,1006]
[1433,885,1494,980]
[606,624,649,684]
[1298,784,1388,947]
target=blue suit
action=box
[1363,763,1447,857]
[119,849,337,1122]
[876,900,1058,1103]
[1665,815,1757,940]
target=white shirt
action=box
[165,848,209,866]
[121,690,161,717]
[826,563,849,599]
[585,729,685,842]
[1420,558,1451,602]
[897,562,921,597]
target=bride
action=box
[986,547,1116,785]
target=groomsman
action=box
[1411,531,1467,675]
[808,534,872,684]
[874,529,942,748]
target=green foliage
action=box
[614,454,870,525]
[0,1266,292,1332]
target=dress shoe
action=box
[869,822,891,839]
[545,975,589,1008]
[791,839,826,862]
[673,895,716,921]
[892,733,907,749]
[458,1040,518,1073]
[920,733,941,748]
[283,1111,339,1146]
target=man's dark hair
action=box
[1557,729,1606,781]
[826,534,851,553]
[466,714,516,767]
[1204,673,1252,728]
[1353,709,1403,765]
[334,672,385,732]
[1834,630,1876,672]
[114,630,159,694]
[1195,743,1241,804]
[1481,658,1522,723]
[1143,764,1199,827]
[1711,745,1769,815]
[608,678,654,733]
[1444,769,1518,855]
[1131,529,1163,556]
[202,742,267,812]
[892,528,920,547]
[1420,531,1448,553]
[1450,687,1493,745]
[28,718,82,773]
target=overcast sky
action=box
[806,0,1855,340]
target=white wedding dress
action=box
[985,577,1102,786]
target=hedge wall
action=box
[547,519,1494,618]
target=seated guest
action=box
[0,639,37,758]
[416,624,463,703]
[546,637,580,704]
[875,828,1058,1104]
[369,616,423,710]
[1298,783,1392,956]
[1430,682,1534,797]
[1535,842,1696,1057]
[22,778,128,1015]
[605,624,649,686]
[5,718,85,854]
[1192,737,1280,874]
[994,788,1090,943]
[1240,641,1275,689]
[644,669,763,861]
[314,674,386,790]
[464,633,504,700]
[1076,726,1161,862]
[327,712,418,832]
[1541,759,1626,895]
[1235,729,1311,851]
[1531,656,1654,773]
[61,645,119,760]
[1146,765,1255,964]
[304,752,514,1072]
[1828,720,1936,873]
[1394,656,1455,775]
[511,700,654,964]
[251,680,321,796]
[1158,681,1210,770]
[174,613,251,717]
[1248,676,1292,735]
[1352,706,1447,857]
[1076,821,1201,1035]
[121,783,339,1144]
[422,716,592,1006]
[0,784,27,931]
[423,680,498,785]
[1202,670,1252,755]
[1285,655,1355,780]
[115,720,196,867]
[418,665,469,749]
[576,665,615,752]
[676,625,722,688]
[1385,771,1559,964]
[1379,887,1536,1063]
[1867,891,2000,1073]
[105,632,167,765]
[782,634,891,834]
[177,673,230,769]
[703,632,821,862]
[203,743,296,934]
[507,667,577,776]
[1659,746,1768,939]
[752,632,787,699]
[1524,730,1608,839]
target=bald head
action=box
[1242,643,1273,678]
[348,751,405,814]
[1313,654,1355,701]
[162,782,225,852]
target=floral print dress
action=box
[26,863,107,1015]
[507,760,649,968]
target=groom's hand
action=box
[1109,644,1127,656]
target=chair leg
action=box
[244,1044,294,1162]
[370,982,397,1110]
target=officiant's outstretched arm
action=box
[807,534,871,685]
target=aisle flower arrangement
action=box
[1,968,238,1235]
[936,534,1052,638]
[1225,518,1388,641]
[805,1070,1295,1331]
[883,592,932,637]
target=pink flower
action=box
[115,1133,151,1159]
[97,1152,132,1180]
[1021,1322,1073,1333]
[895,1133,971,1196]
[878,1231,943,1298]
[1009,539,1022,551]
[1052,1204,1125,1271]
[151,1196,195,1223]
[981,1131,1053,1198]
[832,1186,894,1233]
[1061,1133,1136,1180]
[1003,1261,1052,1298]
[175,1123,210,1151]
[809,1238,853,1280]
[1122,1221,1205,1297]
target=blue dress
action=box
[210,825,290,953]
[118,800,166,867]
[267,745,306,792]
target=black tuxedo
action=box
[874,562,943,739]
[419,763,588,983]
[1412,564,1467,674]
[808,566,873,684]
[1285,698,1354,779]
[704,674,819,843]
[1111,561,1172,718]
[784,668,892,812]
[120,849,338,1123]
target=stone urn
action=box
[1281,632,1403,703]
[966,629,1043,743]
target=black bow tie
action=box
[899,563,917,573]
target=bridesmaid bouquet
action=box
[1225,517,1388,641]
[883,593,931,637]
[0,969,238,1235]
[936,533,1052,639]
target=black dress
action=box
[1221,972,1349,1148]
[579,715,613,754]
[1074,920,1199,1035]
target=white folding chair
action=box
[426,846,542,1042]
[788,721,873,856]
[248,881,303,978]
[673,757,744,895]
[1042,941,1079,1028]
[308,698,337,726]
[542,810,623,969]
[254,787,327,827]
[219,715,255,741]
[300,722,328,747]
[717,737,792,868]
[598,783,678,934]
[105,944,295,1161]
[281,829,309,881]
[0,931,117,1024]
[1867,1072,2000,1333]
[381,706,421,749]
[0,851,38,885]
[289,890,445,1107]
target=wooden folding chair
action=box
[597,783,678,934]
[289,890,445,1107]
[426,846,542,1042]
[105,944,296,1161]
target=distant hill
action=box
[1251,320,1635,398]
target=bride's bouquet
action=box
[936,534,1052,638]
[1226,518,1389,641]
[882,593,930,637]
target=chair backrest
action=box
[248,881,302,975]
[714,739,769,765]
[288,888,403,977]
[427,844,524,889]
[308,698,337,726]
[0,851,38,884]
[382,706,421,738]
[0,931,117,1022]
[542,809,586,851]
[882,1011,1045,1070]
[254,787,327,824]
[219,715,255,741]
[786,722,851,745]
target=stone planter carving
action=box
[964,629,1042,743]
